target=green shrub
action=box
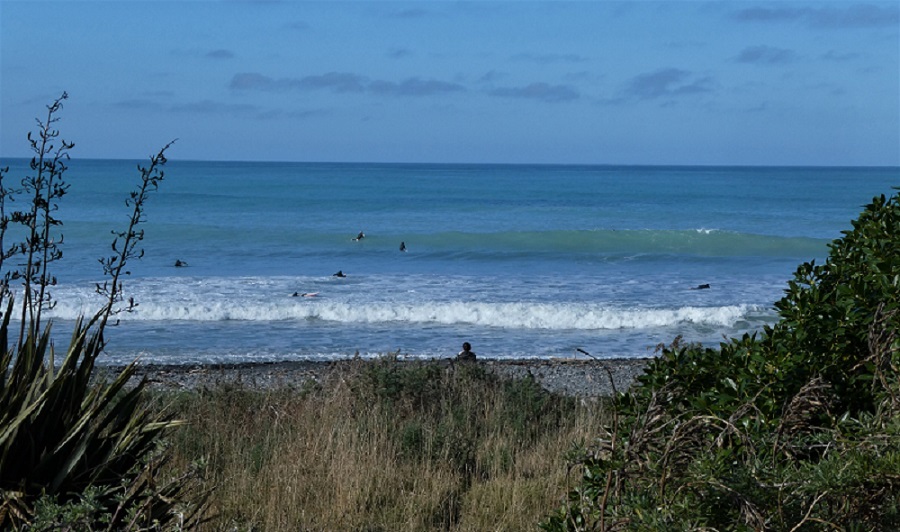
[545,188,900,530]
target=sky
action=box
[1,1,898,166]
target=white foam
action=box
[46,295,758,332]
[31,273,777,335]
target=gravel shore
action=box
[108,356,651,397]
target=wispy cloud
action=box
[298,72,368,93]
[113,99,165,111]
[387,47,413,59]
[733,6,806,23]
[113,97,304,121]
[283,21,310,31]
[285,108,330,120]
[733,4,899,29]
[206,49,235,60]
[821,50,862,62]
[735,45,796,64]
[489,82,579,103]
[229,72,276,90]
[229,72,366,93]
[171,100,260,115]
[624,68,712,99]
[478,70,506,83]
[229,72,463,97]
[369,78,465,96]
[510,52,588,65]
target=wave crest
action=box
[47,298,761,331]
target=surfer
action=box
[174,259,187,267]
[457,342,476,362]
[691,283,711,290]
[399,241,406,252]
[353,231,365,241]
[333,270,346,277]
[292,292,318,297]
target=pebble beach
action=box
[112,357,651,398]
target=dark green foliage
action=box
[545,189,900,530]
[771,192,900,413]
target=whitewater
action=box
[0,159,896,364]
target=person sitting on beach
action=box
[333,270,346,277]
[457,342,476,362]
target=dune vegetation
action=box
[159,359,606,530]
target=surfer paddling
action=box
[353,231,365,241]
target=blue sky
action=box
[1,1,898,165]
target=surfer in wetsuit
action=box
[333,270,346,277]
[354,231,365,241]
[400,241,406,252]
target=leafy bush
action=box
[0,94,205,530]
[545,189,900,530]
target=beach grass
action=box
[158,358,607,530]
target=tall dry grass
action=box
[161,358,608,530]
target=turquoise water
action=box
[1,159,897,364]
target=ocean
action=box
[0,159,897,365]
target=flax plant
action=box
[0,94,203,530]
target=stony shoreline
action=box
[105,356,652,397]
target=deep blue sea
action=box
[1,159,897,365]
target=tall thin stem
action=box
[16,92,71,350]
[93,140,175,335]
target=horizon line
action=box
[1,155,897,170]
